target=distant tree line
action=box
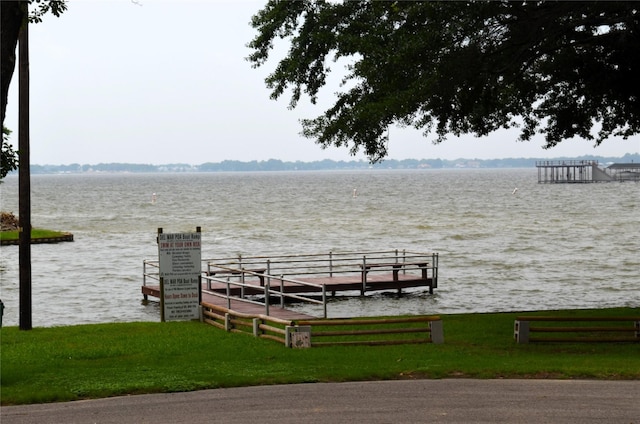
[4,153,635,175]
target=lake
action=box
[0,169,638,327]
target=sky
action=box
[5,0,639,165]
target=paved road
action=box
[2,379,639,423]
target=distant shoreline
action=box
[5,153,639,175]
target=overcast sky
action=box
[5,0,639,165]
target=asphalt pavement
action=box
[2,379,639,424]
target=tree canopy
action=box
[0,0,66,179]
[1,127,18,179]
[248,1,640,162]
[1,0,67,128]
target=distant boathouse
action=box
[536,160,640,183]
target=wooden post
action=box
[224,313,232,331]
[514,320,530,343]
[430,320,444,344]
[253,318,261,337]
[18,4,31,330]
[285,325,292,347]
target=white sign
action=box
[158,232,202,321]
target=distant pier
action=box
[536,160,639,183]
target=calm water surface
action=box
[0,169,638,327]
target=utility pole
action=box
[18,0,32,330]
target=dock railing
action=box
[202,265,328,318]
[142,259,160,302]
[205,250,438,292]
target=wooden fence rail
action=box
[296,316,443,347]
[201,301,444,348]
[514,316,640,343]
[201,301,294,345]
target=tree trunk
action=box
[0,1,26,129]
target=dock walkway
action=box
[142,283,313,321]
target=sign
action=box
[287,326,311,348]
[158,230,202,321]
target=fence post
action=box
[430,320,444,344]
[514,320,529,343]
[225,313,233,332]
[285,325,292,347]
[253,318,261,337]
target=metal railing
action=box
[535,160,599,167]
[205,249,438,282]
[202,265,328,318]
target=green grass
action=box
[1,307,638,405]
[0,229,69,241]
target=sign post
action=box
[157,227,202,322]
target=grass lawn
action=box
[1,307,638,405]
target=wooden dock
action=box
[142,250,439,321]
